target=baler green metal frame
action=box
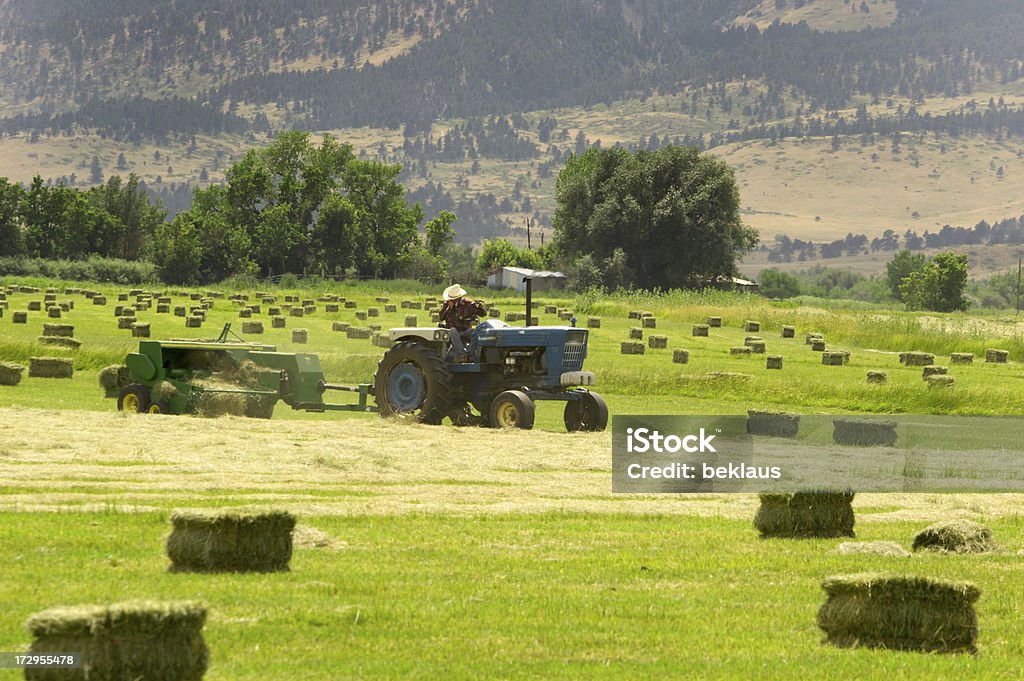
[120,327,375,416]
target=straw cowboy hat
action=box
[443,284,467,301]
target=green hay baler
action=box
[117,327,374,417]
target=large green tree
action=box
[900,252,969,312]
[885,249,927,301]
[553,146,758,290]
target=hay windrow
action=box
[754,491,855,538]
[26,600,208,681]
[836,541,910,557]
[817,573,979,654]
[167,510,296,572]
[912,519,995,554]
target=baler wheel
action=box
[117,384,150,413]
[147,400,171,415]
[374,341,453,424]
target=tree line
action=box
[765,215,1024,262]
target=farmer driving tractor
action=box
[439,283,486,361]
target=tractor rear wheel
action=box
[564,391,608,432]
[147,400,171,415]
[374,341,453,424]
[117,384,150,413]
[489,390,535,430]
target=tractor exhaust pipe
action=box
[524,277,532,327]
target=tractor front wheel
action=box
[117,384,150,413]
[489,390,535,430]
[374,341,453,424]
[564,391,608,432]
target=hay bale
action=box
[744,335,763,343]
[25,600,208,681]
[822,351,846,366]
[242,321,264,334]
[744,320,760,332]
[707,316,722,327]
[817,574,979,653]
[559,311,575,321]
[586,316,601,328]
[902,351,936,366]
[98,365,133,397]
[766,355,783,370]
[346,327,372,340]
[332,321,351,332]
[628,310,642,319]
[833,418,897,446]
[157,303,170,313]
[42,323,74,338]
[648,335,668,349]
[950,352,974,365]
[174,306,187,317]
[641,316,657,329]
[292,328,308,344]
[303,305,316,314]
[867,371,887,384]
[47,305,61,318]
[13,310,28,323]
[488,308,500,317]
[28,300,42,311]
[746,410,799,438]
[836,541,910,557]
[271,315,286,328]
[0,361,25,386]
[811,339,826,351]
[545,305,558,314]
[781,325,795,338]
[117,316,136,329]
[167,511,295,573]
[355,311,367,320]
[290,307,305,318]
[672,349,689,364]
[194,391,247,417]
[38,336,82,349]
[620,341,645,355]
[367,307,380,317]
[404,301,419,310]
[927,375,955,389]
[92,295,107,305]
[373,332,392,348]
[629,327,643,340]
[730,346,751,355]
[912,520,995,554]
[28,356,74,378]
[806,333,824,345]
[268,306,281,316]
[754,491,855,538]
[404,315,418,327]
[368,323,383,332]
[238,308,252,318]
[922,365,947,378]
[132,322,151,338]
[325,303,340,313]
[747,341,766,354]
[985,348,1009,363]
[185,316,203,328]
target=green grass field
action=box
[4,278,1024,678]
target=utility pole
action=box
[526,217,532,250]
[1017,257,1022,317]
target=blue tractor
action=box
[373,319,608,431]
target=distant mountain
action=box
[3,0,1023,138]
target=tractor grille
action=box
[562,342,585,369]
